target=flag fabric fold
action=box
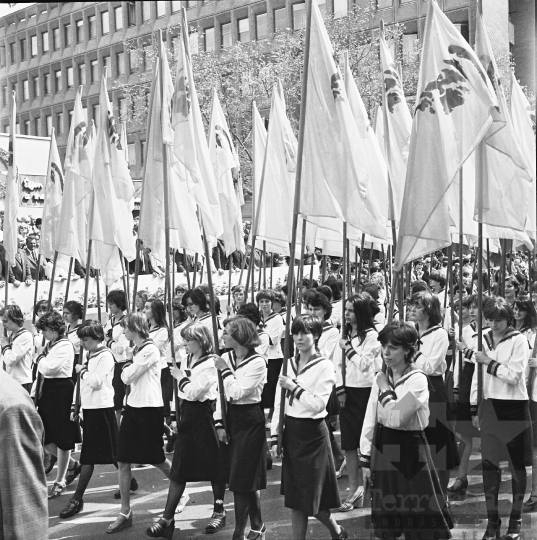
[40,128,64,261]
[395,0,497,269]
[4,90,19,264]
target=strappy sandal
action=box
[447,476,468,495]
[48,481,66,499]
[523,495,537,512]
[337,487,364,512]
[205,511,226,534]
[106,511,133,534]
[146,517,175,538]
[247,524,266,540]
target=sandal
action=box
[337,487,363,512]
[447,477,468,495]
[175,493,190,514]
[106,511,133,534]
[65,461,82,486]
[336,458,346,479]
[146,517,175,538]
[247,524,266,540]
[333,525,349,539]
[205,511,226,534]
[523,495,537,512]
[48,481,66,499]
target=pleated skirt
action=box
[80,407,119,465]
[228,403,267,492]
[339,386,371,450]
[262,358,283,409]
[112,362,127,411]
[370,426,454,540]
[454,362,480,438]
[281,416,340,516]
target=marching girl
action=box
[226,285,246,316]
[503,276,520,307]
[64,300,83,383]
[214,317,268,540]
[0,304,33,393]
[408,290,459,496]
[59,320,118,519]
[336,294,382,511]
[236,303,271,358]
[360,321,453,540]
[104,290,129,426]
[107,313,172,534]
[524,312,537,512]
[474,297,531,540]
[146,323,228,539]
[513,298,537,338]
[135,291,149,312]
[35,311,80,499]
[183,288,215,331]
[257,289,284,427]
[271,315,347,540]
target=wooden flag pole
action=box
[341,222,348,387]
[64,257,74,303]
[119,249,129,308]
[357,233,366,289]
[192,253,199,288]
[199,255,205,286]
[261,241,266,289]
[96,270,102,323]
[296,221,307,315]
[244,236,256,301]
[257,244,263,292]
[277,0,313,455]
[271,253,275,289]
[31,255,42,324]
[227,255,233,310]
[183,249,191,290]
[132,239,141,311]
[171,249,176,300]
[46,252,59,311]
[381,244,390,310]
[457,169,465,404]
[354,245,359,293]
[486,239,491,293]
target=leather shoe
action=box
[59,499,84,519]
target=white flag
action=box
[4,91,19,264]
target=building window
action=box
[127,143,135,167]
[56,112,63,134]
[67,66,74,87]
[24,120,30,135]
[33,76,40,97]
[142,2,151,21]
[23,80,29,101]
[238,18,250,43]
[334,0,348,18]
[89,15,96,38]
[20,38,26,61]
[64,23,72,46]
[53,27,61,50]
[46,115,52,136]
[1,86,7,107]
[103,55,111,78]
[293,3,306,31]
[141,140,146,165]
[31,35,38,57]
[76,19,84,43]
[9,42,15,64]
[44,73,51,94]
[221,22,232,48]
[156,2,166,18]
[119,97,127,118]
[115,6,123,30]
[317,0,327,18]
[402,33,418,64]
[117,52,125,75]
[42,31,49,52]
[204,27,215,52]
[91,60,98,82]
[34,116,40,135]
[92,104,100,124]
[55,70,62,92]
[377,0,392,8]
[129,49,138,72]
[274,8,286,32]
[172,1,181,13]
[78,63,86,85]
[102,11,110,34]
[509,0,518,13]
[256,13,268,40]
[127,2,136,26]
[453,23,469,42]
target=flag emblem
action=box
[383,68,404,113]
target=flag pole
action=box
[31,256,41,324]
[271,253,275,289]
[341,221,347,388]
[277,0,313,455]
[308,250,314,289]
[320,254,327,285]
[296,220,307,315]
[96,270,102,323]
[64,257,74,303]
[192,253,199,288]
[244,237,255,300]
[227,255,233,309]
[132,239,141,311]
[262,241,267,289]
[457,169,465,405]
[171,249,176,300]
[354,245,359,293]
[46,252,59,311]
[357,233,365,289]
[183,249,191,290]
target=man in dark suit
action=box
[10,236,32,285]
[0,370,48,539]
[24,235,46,281]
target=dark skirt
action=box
[480,398,532,468]
[454,362,480,438]
[117,405,165,464]
[530,400,537,449]
[38,378,81,451]
[80,408,119,465]
[261,358,283,409]
[326,385,340,417]
[425,375,460,470]
[161,367,174,417]
[171,400,229,483]
[281,416,340,515]
[228,403,267,492]
[71,353,80,384]
[112,362,127,411]
[339,386,371,450]
[370,426,454,540]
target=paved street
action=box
[47,434,537,540]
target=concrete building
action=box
[0,0,533,194]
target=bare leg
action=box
[118,462,132,515]
[315,509,342,538]
[55,448,71,485]
[290,509,308,540]
[115,410,122,428]
[530,448,537,496]
[153,459,172,479]
[344,450,361,501]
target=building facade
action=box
[0,0,533,187]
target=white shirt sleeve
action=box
[414,330,449,375]
[122,347,160,384]
[2,333,33,366]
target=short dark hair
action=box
[514,298,537,330]
[316,285,333,302]
[64,300,83,320]
[378,321,419,364]
[182,288,209,312]
[410,280,429,294]
[106,290,127,311]
[236,303,262,327]
[224,317,261,349]
[121,312,149,339]
[429,271,446,289]
[34,299,49,318]
[36,311,66,335]
[362,283,379,301]
[0,304,24,327]
[324,277,341,301]
[272,289,287,306]
[345,294,376,340]
[256,289,274,304]
[291,314,324,344]
[409,291,442,327]
[77,320,105,341]
[306,291,332,320]
[483,296,513,322]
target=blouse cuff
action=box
[487,360,501,377]
[359,455,371,468]
[1,344,11,354]
[221,368,233,380]
[214,419,224,429]
[178,377,190,392]
[335,385,345,396]
[379,390,396,407]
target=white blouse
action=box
[414,325,449,376]
[360,368,430,468]
[121,340,163,408]
[104,314,129,362]
[177,353,218,402]
[260,312,284,359]
[271,353,335,441]
[78,347,115,409]
[1,328,33,385]
[336,329,382,392]
[318,321,339,366]
[256,330,270,360]
[149,325,169,370]
[37,338,74,379]
[66,324,82,355]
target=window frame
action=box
[76,19,84,43]
[88,14,96,38]
[42,31,49,52]
[115,6,123,31]
[64,23,72,46]
[101,11,110,35]
[20,38,27,61]
[238,17,250,43]
[204,27,215,52]
[31,35,38,57]
[221,22,232,48]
